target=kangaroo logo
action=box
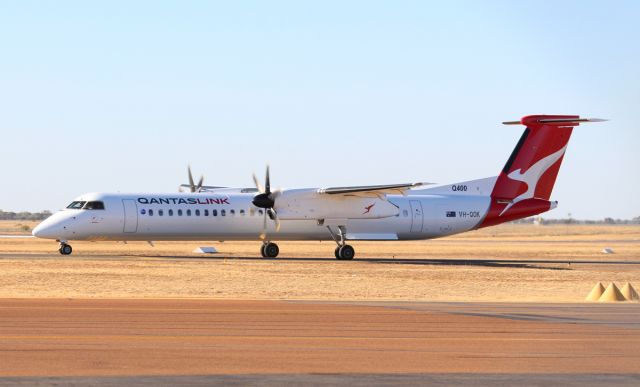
[363,203,375,214]
[500,144,568,216]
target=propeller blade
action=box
[273,211,281,232]
[266,208,280,231]
[259,210,268,240]
[265,165,271,194]
[196,176,204,192]
[252,173,265,193]
[269,188,282,201]
[188,166,196,193]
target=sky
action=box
[0,1,638,219]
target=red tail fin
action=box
[479,115,599,228]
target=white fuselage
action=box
[32,178,497,243]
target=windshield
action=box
[66,201,86,209]
[83,201,105,210]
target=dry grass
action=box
[0,220,39,234]
[0,222,639,302]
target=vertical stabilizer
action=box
[478,115,605,228]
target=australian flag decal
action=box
[446,211,456,217]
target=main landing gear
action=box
[334,245,355,260]
[327,225,355,260]
[58,242,72,255]
[257,224,356,260]
[261,242,279,258]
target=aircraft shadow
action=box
[137,255,580,270]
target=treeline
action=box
[0,210,52,221]
[513,216,640,225]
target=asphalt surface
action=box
[2,374,640,386]
[0,299,638,386]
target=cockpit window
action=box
[83,201,105,210]
[67,201,86,209]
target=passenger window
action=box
[230,209,235,216]
[204,209,209,216]
[149,209,154,216]
[83,201,105,210]
[195,209,200,216]
[140,209,146,215]
[159,209,163,216]
[187,209,192,216]
[169,209,173,216]
[240,209,245,216]
[178,209,183,216]
[213,209,218,216]
[221,209,226,216]
[258,209,264,215]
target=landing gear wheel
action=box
[334,247,341,259]
[263,242,279,258]
[337,244,355,260]
[59,243,72,255]
[260,244,267,258]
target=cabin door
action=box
[122,199,138,233]
[410,200,423,233]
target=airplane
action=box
[32,115,605,259]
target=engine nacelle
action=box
[274,189,399,220]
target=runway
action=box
[0,299,638,385]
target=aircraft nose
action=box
[32,218,65,239]
[32,224,41,237]
[32,222,54,239]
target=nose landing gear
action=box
[58,242,72,255]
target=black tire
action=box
[59,244,72,255]
[334,247,341,259]
[338,245,355,260]
[264,242,279,258]
[260,244,267,258]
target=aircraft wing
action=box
[179,184,227,191]
[317,183,428,197]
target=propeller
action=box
[187,165,204,193]
[252,165,281,239]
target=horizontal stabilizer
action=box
[503,117,608,125]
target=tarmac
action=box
[0,299,638,386]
